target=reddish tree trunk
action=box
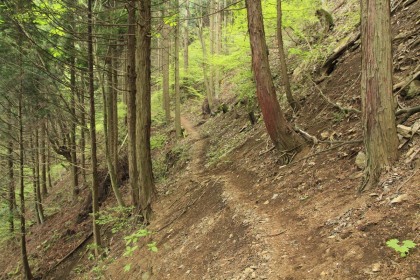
[360,0,398,190]
[245,0,303,151]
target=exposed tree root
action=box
[309,77,361,114]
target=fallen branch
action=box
[309,77,361,114]
[294,126,319,144]
[393,66,420,95]
[259,146,276,155]
[396,105,420,123]
[396,169,418,192]
[391,0,404,14]
[319,32,361,77]
[45,232,93,276]
[403,0,417,8]
[261,230,287,238]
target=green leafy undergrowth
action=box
[123,228,157,257]
[122,228,157,272]
[386,239,416,257]
[96,206,133,234]
[151,133,167,150]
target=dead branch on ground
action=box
[309,77,361,114]
[396,105,420,124]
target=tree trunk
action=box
[198,13,214,111]
[78,72,87,184]
[183,0,190,76]
[70,40,78,199]
[88,0,102,256]
[46,122,53,189]
[223,0,229,53]
[40,121,48,198]
[34,130,45,223]
[276,0,299,111]
[103,47,125,208]
[174,0,182,137]
[360,0,398,190]
[18,61,33,280]
[31,134,41,225]
[112,46,119,169]
[127,0,140,208]
[7,107,15,233]
[245,0,303,151]
[162,8,171,124]
[137,0,156,221]
[209,0,216,99]
[215,0,222,98]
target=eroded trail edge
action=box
[180,116,288,279]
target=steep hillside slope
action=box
[102,2,419,279]
[0,1,418,279]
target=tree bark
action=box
[112,45,119,169]
[209,0,216,99]
[162,8,171,123]
[127,0,140,208]
[245,0,303,151]
[18,54,33,279]
[276,0,299,111]
[183,0,190,76]
[174,0,182,137]
[197,5,214,111]
[40,121,48,198]
[215,0,222,98]
[137,0,156,221]
[70,40,78,199]
[360,0,398,190]
[34,130,45,224]
[7,107,15,233]
[103,46,125,208]
[88,0,102,256]
[46,122,53,189]
[78,72,87,184]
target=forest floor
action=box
[1,1,419,279]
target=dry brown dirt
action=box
[0,1,419,279]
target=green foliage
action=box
[150,134,167,150]
[90,262,107,279]
[96,206,133,234]
[123,263,131,272]
[0,205,15,243]
[147,241,158,252]
[124,228,151,247]
[123,228,157,258]
[332,111,346,123]
[386,239,416,257]
[151,91,166,126]
[152,155,168,182]
[7,263,20,277]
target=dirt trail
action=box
[181,116,207,174]
[180,116,290,279]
